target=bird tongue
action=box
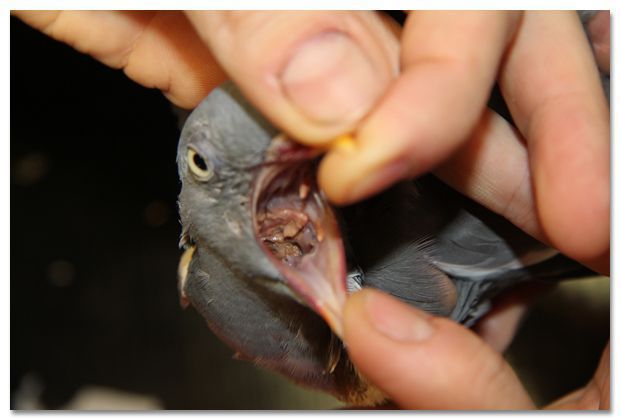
[252,135,347,338]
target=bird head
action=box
[177,83,348,338]
[176,84,385,404]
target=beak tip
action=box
[318,298,346,339]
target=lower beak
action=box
[316,295,346,338]
[252,135,348,338]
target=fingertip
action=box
[532,105,610,272]
[318,147,361,206]
[472,282,547,354]
[343,289,434,344]
[538,191,610,273]
[162,71,227,109]
[331,11,521,205]
[120,11,228,109]
[319,141,411,206]
[341,289,437,398]
[342,290,533,409]
[499,11,609,273]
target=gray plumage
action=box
[340,177,589,327]
[177,83,590,405]
[177,85,372,404]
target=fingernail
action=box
[364,291,434,342]
[344,159,410,203]
[281,32,384,124]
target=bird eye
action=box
[187,148,213,181]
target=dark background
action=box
[10,15,609,409]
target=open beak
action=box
[251,135,347,337]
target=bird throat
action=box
[256,166,319,268]
[251,135,347,337]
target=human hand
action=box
[342,288,609,409]
[13,11,609,275]
[14,11,609,409]
[311,11,608,277]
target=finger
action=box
[473,282,552,353]
[12,10,226,108]
[343,289,534,409]
[319,11,521,205]
[500,11,609,273]
[586,11,610,74]
[473,298,527,354]
[434,109,544,241]
[185,11,399,142]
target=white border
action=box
[3,1,617,11]
[4,2,617,418]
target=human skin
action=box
[13,10,608,274]
[12,10,610,409]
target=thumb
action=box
[343,289,535,409]
[185,11,399,143]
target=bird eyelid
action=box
[187,146,214,182]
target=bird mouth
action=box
[251,135,347,338]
